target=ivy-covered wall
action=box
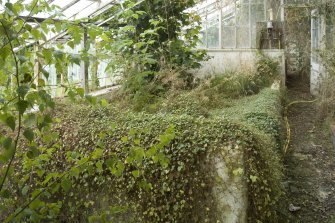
[44,87,283,222]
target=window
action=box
[207,13,220,48]
[197,0,265,49]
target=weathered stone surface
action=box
[331,124,335,150]
[212,148,247,223]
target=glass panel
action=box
[236,4,249,26]
[51,0,72,9]
[236,26,250,48]
[206,2,218,15]
[221,0,236,7]
[198,29,207,48]
[222,26,236,48]
[3,0,116,19]
[207,16,220,48]
[206,12,219,48]
[250,4,265,24]
[222,3,236,26]
[68,64,81,83]
[250,0,264,3]
[63,0,94,19]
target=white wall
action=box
[310,10,326,95]
[194,49,286,83]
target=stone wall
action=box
[212,148,248,223]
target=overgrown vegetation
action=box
[1,86,284,222]
[0,0,202,221]
[89,54,284,222]
[95,0,207,108]
[0,0,285,222]
[319,26,335,118]
[114,53,279,113]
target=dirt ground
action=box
[282,75,335,223]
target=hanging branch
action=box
[0,20,23,193]
[0,0,39,193]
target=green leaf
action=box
[67,41,75,49]
[18,55,28,63]
[42,173,58,185]
[31,29,41,40]
[44,114,53,124]
[38,78,46,87]
[5,3,16,15]
[42,48,53,64]
[100,99,108,107]
[29,198,45,210]
[233,168,244,176]
[0,189,11,199]
[250,175,258,183]
[121,136,128,143]
[70,167,80,178]
[112,161,124,177]
[85,95,97,105]
[76,88,85,97]
[23,128,34,142]
[2,137,12,150]
[55,22,62,32]
[67,90,76,101]
[88,28,100,39]
[61,177,72,192]
[106,158,114,169]
[41,68,49,79]
[22,185,29,196]
[51,183,60,194]
[0,150,14,163]
[17,85,30,98]
[5,116,15,131]
[100,33,109,41]
[96,161,103,172]
[131,170,140,178]
[133,147,145,163]
[92,148,103,159]
[146,146,157,158]
[16,100,29,114]
[24,113,36,127]
[0,45,11,61]
[70,54,81,66]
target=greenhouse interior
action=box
[0,0,335,222]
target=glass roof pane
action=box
[1,0,118,20]
[68,0,117,20]
[63,0,94,19]
[49,0,71,9]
